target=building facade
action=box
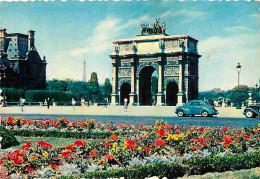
[110,21,201,106]
[0,29,47,90]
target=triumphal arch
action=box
[110,20,201,106]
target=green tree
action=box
[103,78,112,103]
[47,79,68,91]
[67,81,89,101]
[89,72,100,103]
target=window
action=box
[15,49,17,51]
[9,49,11,51]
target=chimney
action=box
[0,28,6,52]
[28,29,35,50]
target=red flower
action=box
[81,123,86,129]
[74,140,87,147]
[62,151,72,158]
[89,149,98,158]
[37,141,52,149]
[105,142,112,148]
[110,134,119,141]
[176,128,181,133]
[27,167,34,172]
[14,156,23,164]
[244,135,250,140]
[236,131,242,136]
[105,154,114,160]
[176,150,181,154]
[156,129,166,137]
[155,138,165,147]
[22,142,32,150]
[65,144,75,151]
[51,163,58,169]
[143,147,151,153]
[126,140,137,149]
[0,159,4,165]
[72,121,77,126]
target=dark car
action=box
[175,100,218,117]
[243,105,260,118]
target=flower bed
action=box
[0,118,259,178]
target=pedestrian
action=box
[72,98,76,110]
[47,98,51,109]
[124,97,128,112]
[81,98,85,107]
[20,97,25,112]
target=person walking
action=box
[47,98,51,109]
[124,98,128,112]
[19,97,25,112]
[72,98,76,110]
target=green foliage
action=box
[103,78,112,102]
[60,152,260,179]
[0,125,19,149]
[67,81,89,101]
[89,72,101,103]
[11,130,120,139]
[0,88,25,102]
[47,79,68,91]
[25,90,75,102]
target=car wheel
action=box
[177,110,185,117]
[245,110,256,118]
[201,110,209,117]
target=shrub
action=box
[0,88,25,102]
[0,125,19,149]
[60,152,260,179]
[25,90,75,102]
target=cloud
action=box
[223,26,251,33]
[199,32,260,91]
[172,9,206,23]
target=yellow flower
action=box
[42,152,48,158]
[178,133,184,139]
[253,128,256,132]
[171,134,179,141]
[166,134,172,141]
[179,142,183,145]
[257,128,260,130]
[258,123,260,127]
[137,146,142,151]
[155,120,159,125]
[100,142,103,144]
[113,142,118,147]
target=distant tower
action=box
[82,59,86,82]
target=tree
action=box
[88,72,100,103]
[103,78,112,103]
[67,81,89,101]
[47,79,68,91]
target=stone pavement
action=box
[0,105,245,118]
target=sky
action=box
[0,1,259,92]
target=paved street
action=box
[0,113,259,128]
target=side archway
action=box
[120,83,131,105]
[166,81,178,106]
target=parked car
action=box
[175,100,218,117]
[243,105,260,118]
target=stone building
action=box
[110,20,201,106]
[0,28,47,89]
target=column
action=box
[129,59,137,105]
[156,59,164,106]
[111,59,119,105]
[177,58,184,106]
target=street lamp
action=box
[236,63,241,109]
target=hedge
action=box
[0,88,25,102]
[25,90,75,102]
[60,151,260,179]
[0,125,19,149]
[11,130,123,139]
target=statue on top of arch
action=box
[141,18,166,35]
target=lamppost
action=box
[236,63,241,109]
[0,67,7,107]
[256,83,259,103]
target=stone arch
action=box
[136,62,158,77]
[166,80,178,106]
[120,82,131,105]
[138,66,157,105]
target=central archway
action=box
[120,83,131,105]
[139,66,156,105]
[166,81,178,106]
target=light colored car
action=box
[175,100,218,117]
